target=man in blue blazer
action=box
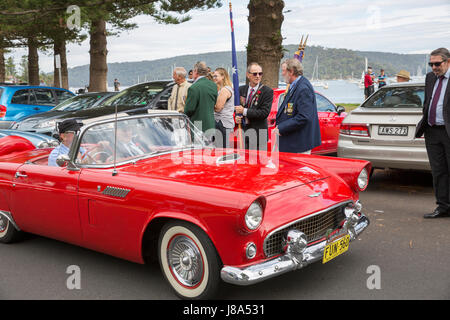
[274,58,321,154]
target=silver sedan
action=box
[338,82,430,171]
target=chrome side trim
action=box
[0,210,21,231]
[263,200,352,257]
[221,214,370,286]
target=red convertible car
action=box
[0,110,370,299]
[231,89,347,154]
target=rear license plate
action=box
[322,235,350,264]
[378,126,408,136]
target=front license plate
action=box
[322,235,350,264]
[378,126,408,136]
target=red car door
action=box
[10,163,83,245]
[77,168,150,263]
[314,93,340,154]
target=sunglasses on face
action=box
[249,72,263,77]
[428,61,446,67]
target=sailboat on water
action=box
[310,56,328,89]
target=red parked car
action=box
[231,89,347,154]
[0,111,370,299]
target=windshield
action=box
[76,115,206,166]
[103,83,166,107]
[53,94,105,111]
[363,86,424,108]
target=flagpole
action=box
[229,1,244,150]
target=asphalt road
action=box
[1,169,449,300]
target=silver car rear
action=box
[338,83,430,171]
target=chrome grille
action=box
[264,203,347,258]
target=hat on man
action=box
[57,119,83,134]
[396,70,411,81]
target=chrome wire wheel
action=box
[158,221,221,299]
[167,234,204,288]
[0,215,8,236]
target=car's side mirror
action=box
[336,106,346,115]
[56,154,70,167]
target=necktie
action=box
[429,75,445,126]
[247,88,255,107]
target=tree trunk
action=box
[88,18,108,92]
[27,37,40,85]
[247,0,284,88]
[0,47,5,83]
[53,37,69,89]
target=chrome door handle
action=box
[15,172,28,178]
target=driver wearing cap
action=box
[48,119,83,167]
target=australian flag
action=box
[229,2,241,107]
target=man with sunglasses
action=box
[235,62,273,150]
[415,47,450,219]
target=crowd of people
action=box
[167,59,320,154]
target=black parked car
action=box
[13,92,117,135]
[13,81,174,136]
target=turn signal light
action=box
[340,124,370,137]
[0,105,6,118]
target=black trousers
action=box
[424,126,450,212]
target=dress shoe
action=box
[423,208,449,219]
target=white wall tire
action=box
[0,214,22,244]
[158,221,221,299]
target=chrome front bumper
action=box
[221,213,369,286]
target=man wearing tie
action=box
[415,48,450,219]
[235,62,273,150]
[273,58,321,154]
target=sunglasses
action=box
[249,72,263,77]
[428,61,446,67]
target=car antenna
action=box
[112,103,118,176]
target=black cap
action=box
[57,119,83,134]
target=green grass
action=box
[336,103,360,113]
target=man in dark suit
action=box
[184,61,218,139]
[273,58,321,154]
[415,48,450,218]
[235,62,273,150]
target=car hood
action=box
[119,148,333,197]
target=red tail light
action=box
[340,124,370,137]
[0,105,6,118]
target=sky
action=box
[7,0,450,73]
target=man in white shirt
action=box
[168,67,191,113]
[235,62,273,150]
[415,47,450,218]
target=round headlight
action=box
[245,201,263,231]
[357,168,369,191]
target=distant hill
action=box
[67,45,428,88]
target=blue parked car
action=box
[0,85,75,129]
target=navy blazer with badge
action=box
[276,76,321,153]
